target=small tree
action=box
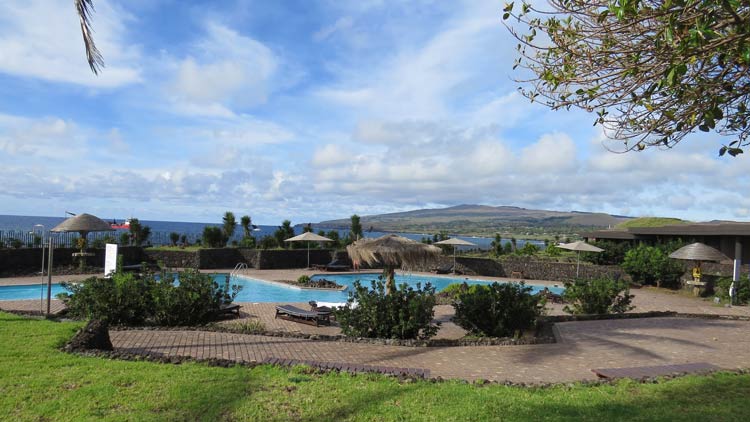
[350,214,363,241]
[240,215,252,237]
[222,211,236,242]
[202,226,225,248]
[453,282,544,338]
[562,278,634,315]
[334,279,439,340]
[517,242,540,256]
[621,244,684,288]
[274,220,295,249]
[128,218,151,247]
[490,234,505,257]
[169,232,180,246]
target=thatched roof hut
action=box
[347,234,442,270]
[669,242,730,262]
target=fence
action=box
[0,230,214,249]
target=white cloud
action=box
[167,22,277,116]
[312,144,351,167]
[314,17,354,41]
[0,0,141,88]
[520,133,577,172]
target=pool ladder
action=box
[230,263,248,278]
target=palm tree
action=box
[222,212,237,241]
[74,0,104,74]
[240,215,252,238]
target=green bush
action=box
[297,275,311,284]
[58,270,241,326]
[202,226,226,248]
[452,282,544,338]
[621,244,684,287]
[516,242,540,256]
[59,272,155,325]
[334,279,438,340]
[716,276,750,304]
[562,277,634,315]
[582,240,631,265]
[151,270,240,326]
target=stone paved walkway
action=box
[111,317,750,383]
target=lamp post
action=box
[32,224,46,314]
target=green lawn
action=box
[2,312,750,421]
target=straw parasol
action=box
[434,238,477,274]
[284,232,333,269]
[347,234,442,292]
[557,240,604,277]
[669,242,730,262]
[51,213,114,248]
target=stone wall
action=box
[410,256,624,282]
[254,249,335,269]
[143,249,199,269]
[0,246,145,276]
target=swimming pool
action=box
[0,273,563,303]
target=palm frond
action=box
[74,0,104,74]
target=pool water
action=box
[229,272,564,303]
[0,273,564,303]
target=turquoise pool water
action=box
[228,273,563,303]
[0,273,563,303]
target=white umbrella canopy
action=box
[558,240,604,277]
[435,238,477,274]
[557,241,604,253]
[284,232,333,268]
[285,232,333,242]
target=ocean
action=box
[0,214,542,250]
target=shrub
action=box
[169,232,180,246]
[151,270,240,326]
[58,270,241,326]
[621,244,684,288]
[297,275,311,284]
[59,272,155,325]
[582,240,631,265]
[239,236,256,248]
[716,276,750,304]
[517,242,540,256]
[562,277,634,315]
[334,279,439,340]
[258,235,278,249]
[452,282,544,338]
[202,226,226,248]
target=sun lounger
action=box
[275,304,332,326]
[218,303,242,318]
[324,259,351,271]
[433,263,454,274]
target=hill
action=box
[316,204,633,237]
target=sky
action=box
[0,0,749,225]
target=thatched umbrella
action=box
[347,234,442,293]
[669,242,730,262]
[669,242,730,296]
[284,232,333,268]
[434,238,477,274]
[51,213,114,257]
[558,240,604,277]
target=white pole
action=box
[576,251,581,278]
[46,237,54,316]
[453,247,457,274]
[307,241,310,269]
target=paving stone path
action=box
[111,317,750,383]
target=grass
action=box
[146,245,202,252]
[616,217,688,229]
[2,312,750,421]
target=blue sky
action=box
[1,0,749,225]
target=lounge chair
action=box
[218,303,242,318]
[275,304,332,326]
[539,288,564,304]
[324,259,351,272]
[433,263,454,274]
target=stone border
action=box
[109,324,557,347]
[64,346,750,388]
